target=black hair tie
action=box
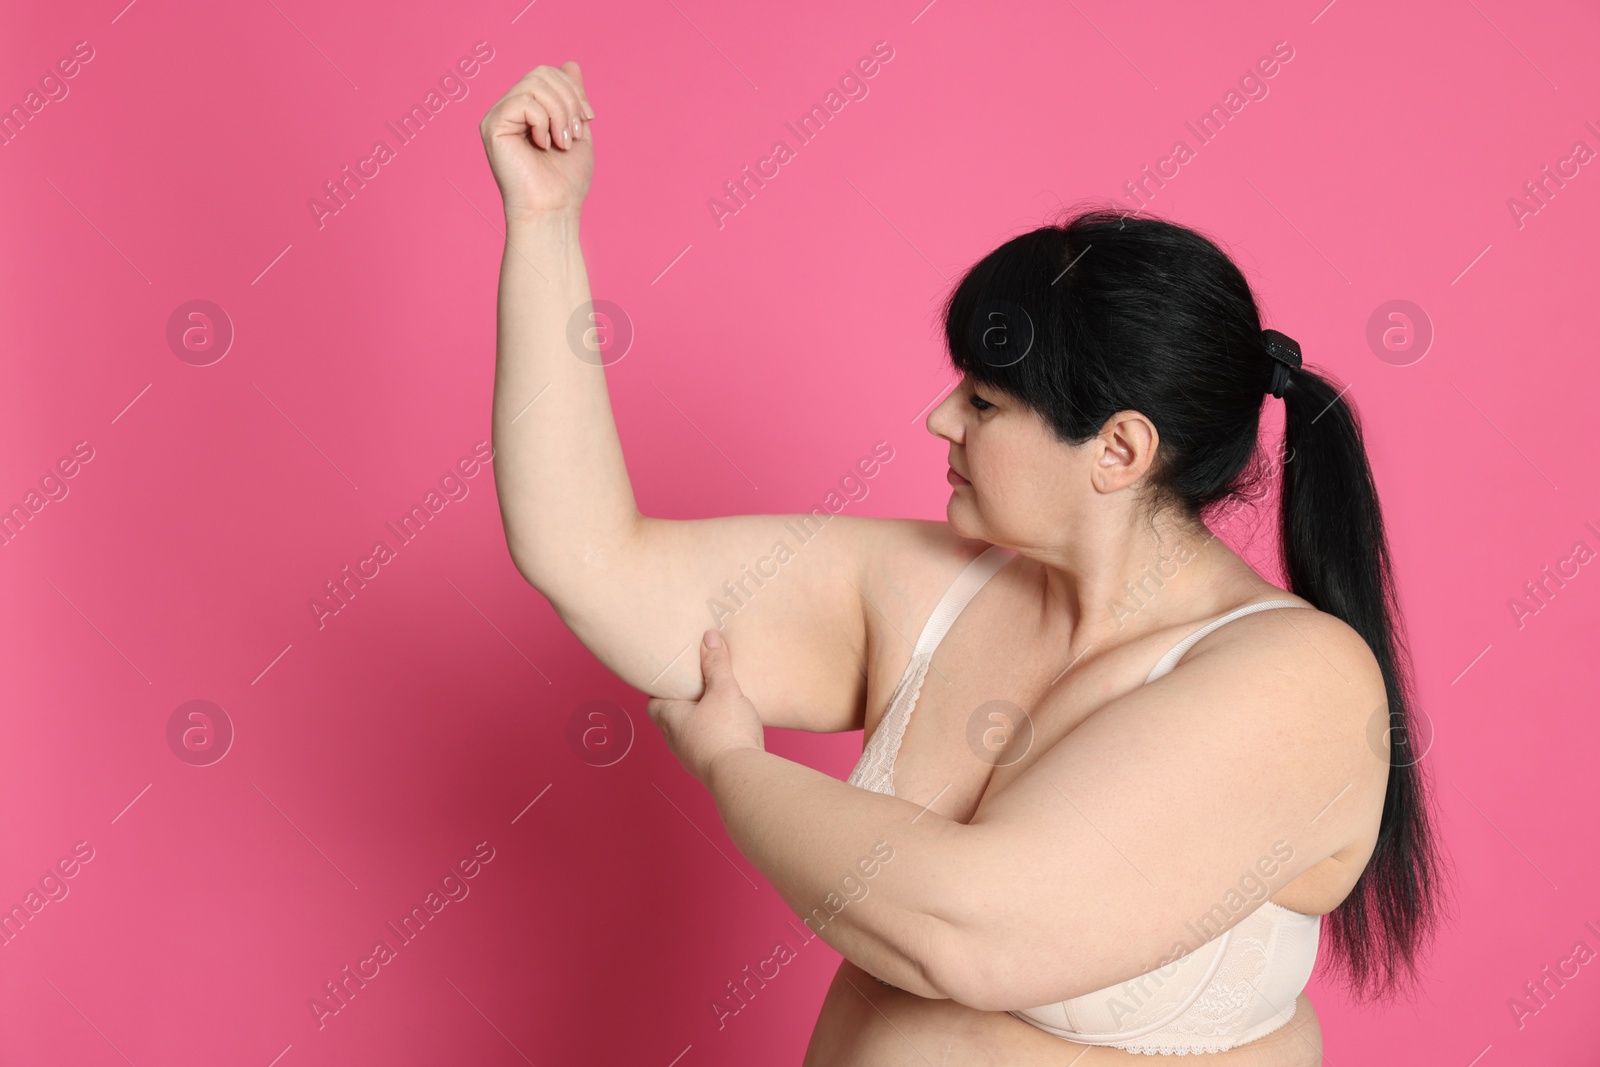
[1262,328,1302,399]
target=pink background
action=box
[2,0,1597,1063]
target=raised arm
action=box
[480,63,889,731]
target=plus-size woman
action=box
[480,64,1442,1064]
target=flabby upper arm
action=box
[531,511,921,733]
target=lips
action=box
[947,466,969,486]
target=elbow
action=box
[504,514,642,601]
[504,545,570,617]
[906,847,1010,1009]
[913,839,1121,1011]
[927,944,1005,1012]
[917,914,1005,1011]
[931,946,1009,1013]
[928,934,1048,1014]
[496,511,551,591]
[922,914,1097,1013]
[852,911,969,1003]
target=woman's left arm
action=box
[652,614,1388,1009]
[706,748,970,998]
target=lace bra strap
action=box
[912,544,1017,658]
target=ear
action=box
[1091,411,1158,493]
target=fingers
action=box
[522,65,589,150]
[526,71,577,149]
[647,695,679,727]
[700,630,736,689]
[481,63,595,152]
[481,76,553,149]
[540,65,594,148]
[503,94,554,150]
[558,61,596,119]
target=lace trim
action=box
[1109,994,1299,1055]
[846,653,932,796]
[1150,934,1268,1042]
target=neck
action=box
[1023,510,1251,661]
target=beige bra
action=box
[846,543,1321,1054]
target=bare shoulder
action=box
[1171,598,1392,836]
[1184,599,1387,724]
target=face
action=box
[927,377,1074,547]
[926,376,1158,550]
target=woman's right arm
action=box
[481,63,898,732]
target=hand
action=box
[647,630,766,787]
[479,62,596,223]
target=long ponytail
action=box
[1278,362,1445,997]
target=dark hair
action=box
[939,202,1444,999]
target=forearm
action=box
[492,211,640,586]
[706,746,965,997]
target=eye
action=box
[968,392,994,412]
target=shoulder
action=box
[1169,600,1389,763]
[1088,601,1392,858]
[1181,598,1383,690]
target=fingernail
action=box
[582,102,595,119]
[704,629,723,649]
[562,127,570,146]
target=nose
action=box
[926,382,964,442]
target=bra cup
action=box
[1015,924,1234,1038]
[1012,902,1321,1045]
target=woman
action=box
[479,63,1442,1063]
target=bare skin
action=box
[480,62,1381,1065]
[785,535,1337,1065]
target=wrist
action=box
[505,208,581,238]
[706,743,765,794]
